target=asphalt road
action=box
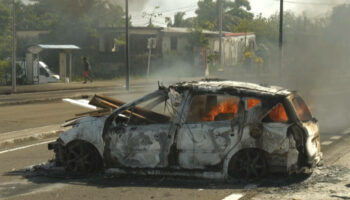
[0,130,349,200]
[0,86,156,133]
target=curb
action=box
[0,83,122,95]
[0,80,160,95]
[0,125,69,148]
[0,86,154,107]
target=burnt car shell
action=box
[49,79,322,179]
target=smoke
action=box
[291,0,350,17]
[107,0,150,11]
[215,4,350,134]
[280,4,350,133]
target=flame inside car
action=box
[247,98,261,110]
[203,99,239,121]
[269,103,289,122]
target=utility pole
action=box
[11,0,16,93]
[125,0,130,90]
[279,0,284,77]
[218,0,223,66]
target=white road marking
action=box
[63,98,97,110]
[321,141,333,146]
[222,193,244,200]
[342,128,350,135]
[0,140,55,155]
[330,136,342,140]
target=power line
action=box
[276,0,349,6]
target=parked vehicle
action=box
[15,60,60,84]
[49,79,322,180]
[37,61,60,83]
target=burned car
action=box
[49,79,322,179]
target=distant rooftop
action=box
[27,44,80,54]
[99,26,255,37]
[37,44,80,50]
[161,27,219,35]
[162,27,255,37]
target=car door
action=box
[105,91,175,169]
[39,67,49,84]
[112,123,172,168]
[176,94,243,170]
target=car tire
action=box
[228,149,268,179]
[65,140,103,176]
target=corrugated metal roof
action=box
[161,27,255,38]
[224,32,255,37]
[37,44,80,50]
[162,27,219,35]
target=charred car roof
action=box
[169,79,292,97]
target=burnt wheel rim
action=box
[230,149,267,179]
[65,142,101,174]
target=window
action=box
[40,68,49,77]
[247,98,261,110]
[292,97,312,122]
[117,91,177,125]
[263,103,289,123]
[186,95,240,123]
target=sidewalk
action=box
[1,80,128,95]
[0,77,198,95]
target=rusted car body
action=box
[49,80,322,179]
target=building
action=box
[98,27,256,68]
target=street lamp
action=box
[12,0,16,93]
[279,0,284,77]
[125,0,130,91]
[218,0,223,66]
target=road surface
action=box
[0,129,349,200]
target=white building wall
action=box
[208,34,256,66]
[162,36,171,54]
[177,37,189,53]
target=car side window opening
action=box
[123,92,181,125]
[292,96,312,122]
[262,103,289,123]
[186,94,240,123]
[246,98,261,110]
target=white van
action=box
[37,61,60,84]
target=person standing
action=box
[83,57,93,83]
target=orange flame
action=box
[203,100,239,121]
[269,103,288,122]
[247,98,261,110]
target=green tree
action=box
[187,27,209,48]
[195,0,217,30]
[195,0,253,31]
[235,14,278,44]
[0,1,11,59]
[29,0,101,17]
[166,12,195,27]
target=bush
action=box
[0,60,11,85]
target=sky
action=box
[130,0,349,27]
[21,0,350,27]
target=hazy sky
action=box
[131,0,347,26]
[21,0,348,27]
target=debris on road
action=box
[252,166,350,200]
